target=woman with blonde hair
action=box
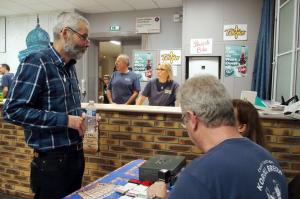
[136,63,179,106]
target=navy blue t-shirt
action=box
[2,72,14,89]
[169,138,288,199]
[108,71,140,104]
[142,78,179,106]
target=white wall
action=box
[1,2,263,99]
[84,8,183,101]
[85,7,182,50]
[0,12,59,73]
[182,0,263,98]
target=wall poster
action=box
[159,49,181,77]
[224,45,248,77]
[223,24,247,41]
[190,38,213,55]
[136,16,160,33]
[133,50,157,81]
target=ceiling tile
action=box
[40,0,76,10]
[0,8,18,16]
[77,6,110,13]
[94,0,133,12]
[0,0,183,16]
[67,0,99,7]
[154,0,182,8]
[27,4,58,12]
[11,0,43,5]
[125,0,157,10]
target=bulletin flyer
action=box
[133,51,155,81]
[224,45,248,77]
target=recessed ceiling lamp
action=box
[110,40,121,45]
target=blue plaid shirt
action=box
[3,44,83,151]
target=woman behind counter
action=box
[136,63,179,106]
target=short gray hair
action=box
[53,12,89,41]
[178,75,235,128]
[117,54,130,66]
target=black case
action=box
[139,155,186,184]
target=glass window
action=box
[280,0,288,6]
[296,51,300,96]
[278,0,294,54]
[276,53,292,101]
[298,1,300,48]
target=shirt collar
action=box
[48,43,77,68]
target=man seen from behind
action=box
[148,75,288,199]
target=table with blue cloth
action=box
[65,159,145,199]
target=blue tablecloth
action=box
[65,159,145,199]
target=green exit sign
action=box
[110,25,120,31]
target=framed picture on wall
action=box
[132,50,158,81]
[0,17,6,53]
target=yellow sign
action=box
[160,50,181,65]
[224,24,247,40]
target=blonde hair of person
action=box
[158,63,173,81]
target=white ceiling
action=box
[0,0,182,17]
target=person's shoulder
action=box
[128,70,137,76]
[23,48,52,63]
[170,80,180,87]
[149,78,157,84]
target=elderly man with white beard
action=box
[3,12,90,199]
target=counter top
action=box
[83,103,292,120]
[0,101,293,119]
[81,103,182,114]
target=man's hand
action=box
[147,181,167,199]
[68,114,86,137]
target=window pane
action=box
[296,51,300,96]
[298,1,300,48]
[280,0,288,6]
[276,53,292,101]
[278,0,294,53]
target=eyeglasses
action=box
[181,114,187,128]
[65,27,89,41]
[156,68,166,71]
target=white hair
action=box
[177,75,235,128]
[53,12,89,41]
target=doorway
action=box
[98,38,142,102]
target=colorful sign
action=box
[225,45,248,77]
[133,51,155,81]
[159,49,181,77]
[223,24,247,41]
[159,50,181,65]
[136,16,160,33]
[190,38,213,55]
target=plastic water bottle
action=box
[0,86,3,102]
[86,100,97,134]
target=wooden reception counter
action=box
[1,103,300,198]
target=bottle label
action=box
[87,110,96,116]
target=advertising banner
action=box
[133,51,155,81]
[225,45,248,77]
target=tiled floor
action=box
[0,193,23,199]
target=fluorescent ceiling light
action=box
[110,40,121,45]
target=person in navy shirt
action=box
[4,12,90,199]
[107,54,140,104]
[0,63,14,98]
[136,63,179,106]
[148,75,288,199]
